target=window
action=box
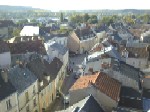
[33,98,37,107]
[33,85,36,95]
[26,105,29,112]
[25,91,29,103]
[6,99,12,110]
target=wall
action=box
[143,78,150,89]
[52,37,68,47]
[69,86,118,112]
[126,58,148,69]
[68,31,80,54]
[84,58,111,74]
[0,52,11,69]
[80,31,105,54]
[69,89,88,105]
[107,70,139,90]
[0,92,18,112]
[39,80,56,112]
[18,80,39,112]
[92,87,118,112]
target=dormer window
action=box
[46,76,50,82]
[40,81,43,86]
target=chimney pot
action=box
[1,69,8,83]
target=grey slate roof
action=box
[81,95,104,112]
[57,95,104,112]
[51,43,68,55]
[111,59,140,83]
[0,69,16,101]
[27,57,63,90]
[8,66,37,94]
[119,86,143,110]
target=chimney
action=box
[1,69,8,83]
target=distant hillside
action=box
[0,5,42,12]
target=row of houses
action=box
[57,24,150,111]
[0,37,69,112]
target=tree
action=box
[87,15,98,24]
[12,28,21,37]
[123,15,135,25]
[83,13,90,22]
[60,12,64,22]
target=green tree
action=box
[12,28,21,37]
[60,12,64,22]
[123,15,135,25]
[83,13,90,22]
[89,15,98,24]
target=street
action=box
[47,54,86,112]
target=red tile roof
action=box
[70,72,99,91]
[70,72,121,101]
[95,72,121,101]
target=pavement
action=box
[46,54,86,112]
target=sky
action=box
[0,0,150,11]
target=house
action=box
[8,65,39,112]
[68,28,105,54]
[44,33,68,47]
[119,45,149,69]
[108,59,141,90]
[84,56,111,74]
[56,95,104,112]
[119,86,143,110]
[20,26,39,36]
[0,40,11,69]
[0,69,19,112]
[44,42,68,72]
[27,57,63,112]
[69,72,121,112]
[0,20,15,39]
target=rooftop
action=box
[8,40,46,55]
[95,72,121,101]
[50,42,68,55]
[119,86,143,110]
[70,72,99,91]
[8,66,37,94]
[57,95,104,112]
[0,40,10,53]
[70,72,121,101]
[0,69,16,101]
[0,20,15,27]
[75,28,96,40]
[119,46,149,58]
[27,57,63,90]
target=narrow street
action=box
[47,54,86,112]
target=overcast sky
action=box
[0,0,150,11]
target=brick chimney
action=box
[1,69,8,83]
